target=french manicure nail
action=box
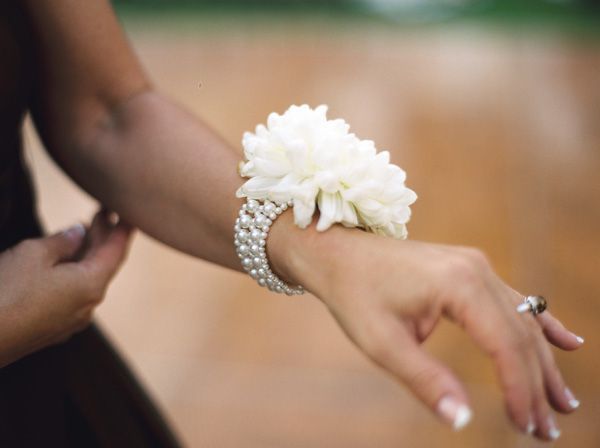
[63,223,86,239]
[575,335,585,344]
[526,417,536,435]
[565,387,580,409]
[437,396,472,431]
[548,416,561,440]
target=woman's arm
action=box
[23,1,582,440]
[25,0,242,269]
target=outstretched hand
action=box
[269,213,582,441]
[0,210,132,367]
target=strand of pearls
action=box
[234,199,305,296]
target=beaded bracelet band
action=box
[234,198,305,296]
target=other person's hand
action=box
[0,210,132,367]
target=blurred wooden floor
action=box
[24,20,600,448]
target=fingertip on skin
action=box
[99,208,134,235]
[99,208,122,227]
[437,395,473,431]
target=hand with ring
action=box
[269,215,584,441]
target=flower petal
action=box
[293,199,316,229]
[316,192,338,231]
[239,104,417,237]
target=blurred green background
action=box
[113,0,600,31]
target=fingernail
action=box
[548,415,561,440]
[565,387,580,409]
[437,396,472,431]
[575,334,585,344]
[63,223,86,239]
[526,417,536,435]
[106,211,120,226]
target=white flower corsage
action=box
[236,104,417,239]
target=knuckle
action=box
[461,247,490,269]
[439,254,482,291]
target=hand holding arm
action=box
[0,212,131,367]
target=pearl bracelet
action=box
[234,199,305,296]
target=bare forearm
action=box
[58,91,244,270]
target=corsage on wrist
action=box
[234,104,417,294]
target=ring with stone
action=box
[516,295,548,316]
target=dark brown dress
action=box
[0,3,181,447]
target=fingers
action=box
[436,256,536,433]
[79,210,133,286]
[533,392,561,441]
[38,223,87,264]
[86,209,117,252]
[504,290,583,418]
[504,296,580,419]
[483,328,538,434]
[57,210,133,296]
[442,250,585,439]
[443,279,545,434]
[459,288,579,440]
[361,315,472,430]
[537,312,584,351]
[502,314,567,440]
[533,326,580,415]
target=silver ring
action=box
[516,295,547,316]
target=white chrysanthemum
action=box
[236,104,417,239]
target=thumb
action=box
[367,322,472,430]
[402,346,473,431]
[41,223,87,264]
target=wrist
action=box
[269,216,321,294]
[266,208,358,298]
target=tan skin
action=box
[0,211,132,367]
[1,0,582,441]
